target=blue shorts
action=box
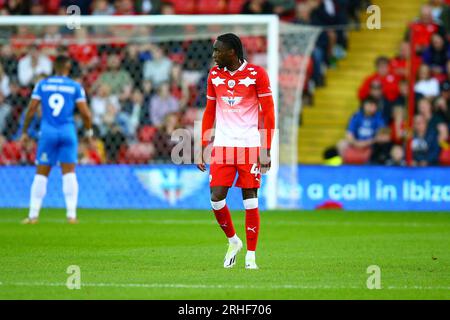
[36,125,78,166]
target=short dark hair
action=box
[217,33,244,62]
[53,55,71,72]
[363,97,378,106]
[375,56,390,67]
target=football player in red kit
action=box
[197,33,275,269]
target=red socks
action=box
[244,198,260,251]
[211,200,236,238]
[211,198,260,251]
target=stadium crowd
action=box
[0,0,366,164]
[334,1,450,167]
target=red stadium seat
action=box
[138,126,158,143]
[439,147,450,166]
[197,0,227,14]
[125,143,153,164]
[343,146,372,165]
[169,0,196,14]
[227,0,246,13]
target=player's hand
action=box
[259,148,271,174]
[197,147,207,172]
[19,133,29,146]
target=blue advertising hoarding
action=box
[0,165,449,211]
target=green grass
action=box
[0,208,449,299]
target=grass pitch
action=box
[0,209,449,299]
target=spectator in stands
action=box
[429,0,445,23]
[422,33,450,74]
[150,82,180,127]
[440,79,450,107]
[92,0,115,15]
[103,123,126,163]
[60,0,92,15]
[0,93,11,135]
[118,88,146,138]
[407,4,446,54]
[241,0,274,14]
[91,83,120,132]
[96,54,133,95]
[170,63,189,108]
[4,0,31,15]
[311,0,348,56]
[414,64,440,98]
[386,145,407,166]
[359,56,399,103]
[366,80,391,124]
[434,95,450,125]
[341,97,385,149]
[294,1,326,86]
[0,45,18,78]
[135,0,162,14]
[153,112,180,162]
[389,79,408,110]
[269,0,296,17]
[439,0,450,34]
[123,43,143,89]
[160,1,175,14]
[17,44,52,87]
[78,140,103,165]
[143,45,172,88]
[390,105,408,145]
[68,28,99,69]
[0,63,10,97]
[390,42,413,80]
[114,0,136,15]
[370,127,393,165]
[417,97,449,151]
[411,114,441,166]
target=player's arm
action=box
[76,100,93,138]
[75,85,93,140]
[198,98,216,172]
[197,72,217,172]
[256,67,275,173]
[20,98,40,144]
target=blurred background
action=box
[0,0,448,211]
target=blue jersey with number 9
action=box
[32,75,86,128]
[32,76,86,166]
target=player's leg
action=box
[61,163,78,224]
[209,147,242,268]
[23,132,58,224]
[59,127,79,224]
[236,147,261,269]
[242,188,260,270]
[23,165,52,224]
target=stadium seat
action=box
[343,146,372,165]
[197,0,227,14]
[439,147,450,166]
[1,141,21,164]
[125,143,154,164]
[169,0,196,14]
[138,126,158,143]
[227,0,246,13]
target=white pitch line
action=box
[0,218,448,228]
[0,281,449,291]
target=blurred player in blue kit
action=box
[20,55,92,224]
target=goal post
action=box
[0,15,320,210]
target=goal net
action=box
[0,15,319,209]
